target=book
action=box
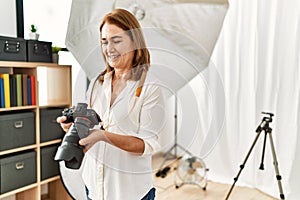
[13,74,23,106]
[22,74,28,106]
[30,75,36,105]
[0,74,10,108]
[27,77,32,105]
[10,75,17,107]
[0,78,4,108]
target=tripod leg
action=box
[225,130,262,200]
[155,144,177,177]
[259,132,267,170]
[267,130,285,199]
[157,94,179,175]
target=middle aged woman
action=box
[58,8,166,200]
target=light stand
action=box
[225,112,285,200]
[155,94,191,178]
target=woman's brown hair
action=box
[89,9,150,106]
[98,8,150,83]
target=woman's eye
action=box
[101,40,122,48]
[113,40,121,44]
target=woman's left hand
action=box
[79,129,104,153]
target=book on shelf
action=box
[10,75,17,107]
[0,73,10,108]
[27,76,32,105]
[0,73,36,107]
[13,74,23,107]
[22,74,28,106]
[30,75,36,105]
[0,77,5,108]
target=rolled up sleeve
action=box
[137,84,167,156]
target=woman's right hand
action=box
[56,116,72,133]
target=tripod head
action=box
[256,112,274,133]
[262,112,274,123]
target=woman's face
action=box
[101,23,135,71]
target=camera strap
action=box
[129,68,147,112]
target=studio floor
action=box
[152,153,277,200]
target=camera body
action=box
[62,103,101,138]
[55,103,101,169]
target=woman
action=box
[58,8,166,200]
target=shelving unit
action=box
[0,61,72,200]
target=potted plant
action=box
[52,46,62,63]
[29,24,39,40]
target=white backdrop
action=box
[194,0,300,199]
[64,0,300,199]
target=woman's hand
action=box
[56,116,73,133]
[79,129,104,153]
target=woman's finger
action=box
[56,116,67,123]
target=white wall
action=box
[0,0,87,106]
[23,0,71,47]
[0,0,17,37]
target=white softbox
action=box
[65,0,228,90]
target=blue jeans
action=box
[85,186,155,200]
[85,186,92,200]
[141,188,156,200]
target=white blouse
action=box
[81,70,166,200]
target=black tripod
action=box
[225,112,285,200]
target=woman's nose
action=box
[106,42,115,52]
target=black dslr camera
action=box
[54,103,101,169]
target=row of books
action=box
[0,74,36,108]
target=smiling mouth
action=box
[108,55,120,59]
[108,55,120,61]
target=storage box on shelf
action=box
[0,36,53,63]
[0,36,27,62]
[40,145,60,181]
[0,61,72,200]
[40,108,65,143]
[0,111,35,151]
[0,151,36,194]
[27,40,52,63]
